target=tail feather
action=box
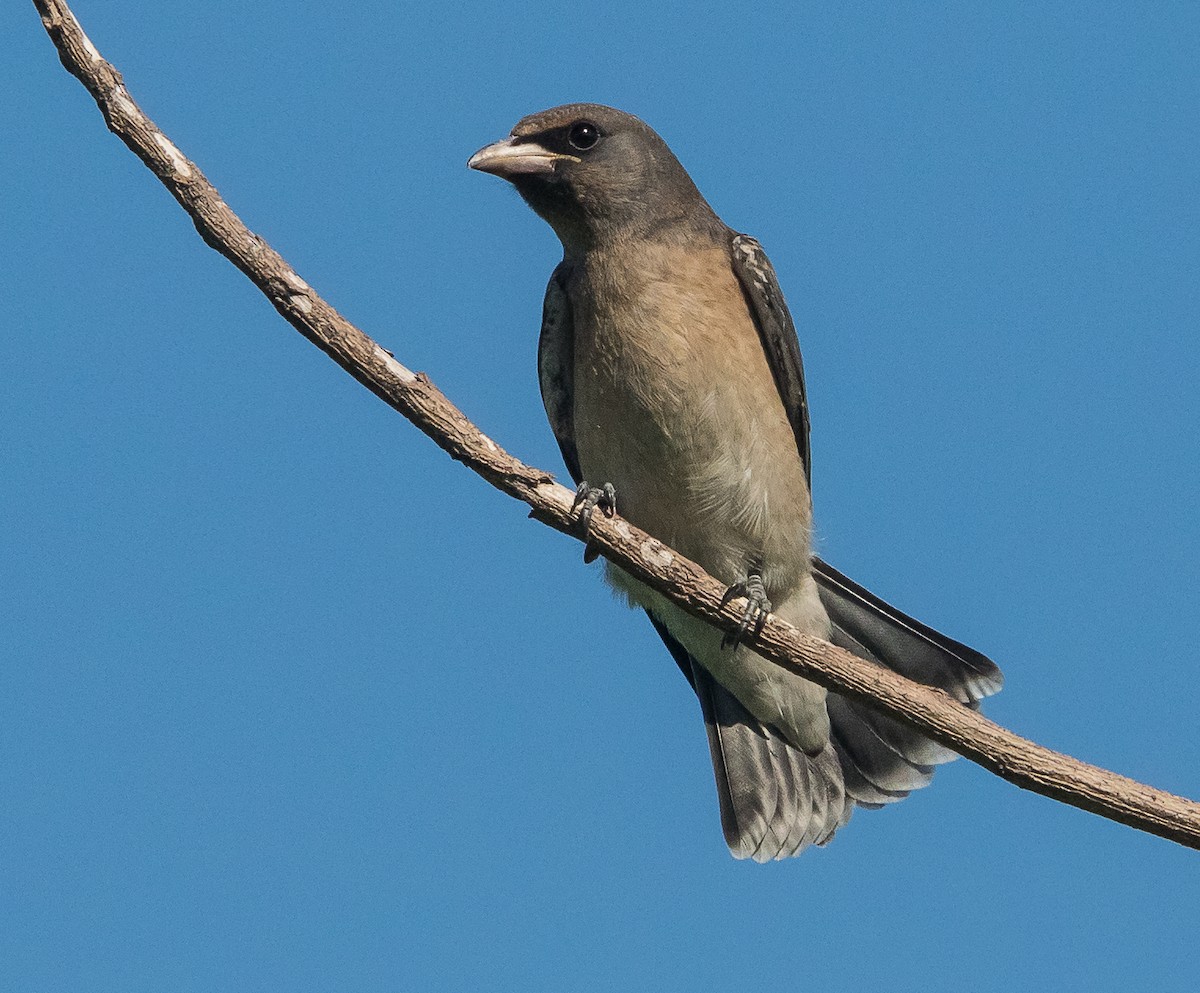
[813,557,1003,702]
[691,656,850,861]
[826,693,935,794]
[647,611,850,861]
[814,557,1003,806]
[831,741,913,809]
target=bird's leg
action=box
[571,481,617,563]
[719,570,772,649]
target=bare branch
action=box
[33,0,1200,851]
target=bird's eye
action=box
[568,122,601,151]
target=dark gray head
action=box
[469,104,719,254]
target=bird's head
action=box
[469,103,714,254]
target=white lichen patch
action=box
[640,539,674,569]
[110,87,137,121]
[373,344,416,383]
[77,24,102,63]
[152,132,192,178]
[282,270,310,293]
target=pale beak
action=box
[467,137,579,177]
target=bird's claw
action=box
[720,573,772,649]
[571,481,617,531]
[572,481,617,562]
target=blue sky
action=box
[6,1,1199,990]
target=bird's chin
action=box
[467,137,577,177]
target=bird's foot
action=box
[572,480,617,529]
[571,481,617,563]
[720,572,772,649]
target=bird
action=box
[469,104,1003,861]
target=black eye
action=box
[568,121,600,151]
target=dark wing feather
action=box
[813,557,1004,706]
[729,234,812,483]
[815,557,1004,799]
[538,262,582,485]
[727,232,1004,807]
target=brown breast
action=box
[568,239,812,588]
